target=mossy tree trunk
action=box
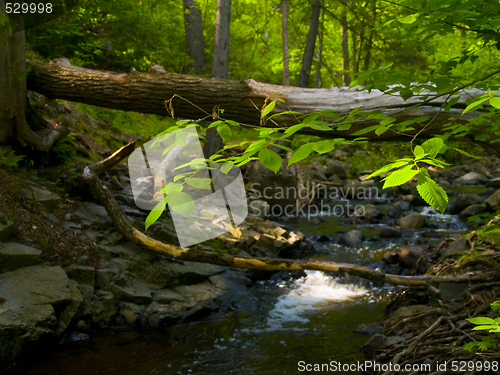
[0,2,62,151]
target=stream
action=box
[5,191,471,375]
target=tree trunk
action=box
[183,0,206,75]
[281,0,290,86]
[0,3,62,150]
[297,0,321,88]
[341,0,350,86]
[363,0,376,71]
[212,0,231,79]
[26,59,498,152]
[315,2,324,88]
[82,141,499,286]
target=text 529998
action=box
[5,3,53,14]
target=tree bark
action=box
[27,59,496,151]
[281,0,290,86]
[183,0,206,75]
[0,3,63,151]
[82,141,499,286]
[363,0,376,71]
[212,0,231,79]
[341,0,350,86]
[297,0,321,88]
[315,2,324,88]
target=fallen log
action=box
[83,142,499,286]
[27,59,498,150]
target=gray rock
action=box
[453,172,488,185]
[64,265,95,286]
[441,238,470,257]
[439,282,468,301]
[385,335,406,347]
[92,290,117,324]
[341,180,364,199]
[0,265,80,366]
[459,204,487,220]
[380,226,402,238]
[485,189,500,210]
[153,289,185,304]
[397,245,423,268]
[73,202,113,229]
[55,280,83,335]
[248,200,270,218]
[338,230,365,247]
[109,283,154,305]
[42,212,59,223]
[313,169,328,181]
[0,243,41,273]
[363,334,387,349]
[397,213,426,229]
[354,322,382,336]
[486,177,500,188]
[450,194,483,214]
[118,302,145,325]
[76,285,94,316]
[328,174,344,186]
[100,231,124,246]
[354,204,381,220]
[323,160,348,179]
[0,212,14,241]
[392,200,411,211]
[22,188,62,210]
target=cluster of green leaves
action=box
[0,146,24,169]
[464,301,500,352]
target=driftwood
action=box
[83,142,499,286]
[27,59,499,152]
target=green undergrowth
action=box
[71,102,177,137]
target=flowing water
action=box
[6,195,470,375]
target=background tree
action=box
[281,0,290,86]
[183,0,206,75]
[0,1,63,151]
[297,0,321,88]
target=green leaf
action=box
[185,177,212,190]
[288,143,315,166]
[258,148,282,173]
[208,120,224,129]
[261,100,276,119]
[284,123,306,136]
[352,125,380,136]
[217,123,231,140]
[337,123,352,131]
[490,97,500,109]
[491,301,500,311]
[468,317,497,325]
[414,145,425,159]
[416,169,448,214]
[463,97,489,115]
[167,191,195,218]
[312,140,336,154]
[364,160,411,179]
[451,147,480,159]
[160,182,183,194]
[421,138,444,158]
[475,133,489,142]
[399,14,418,23]
[375,126,389,136]
[383,168,419,188]
[220,163,234,175]
[145,198,167,232]
[225,120,240,127]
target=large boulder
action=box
[459,204,487,220]
[21,187,62,210]
[450,194,483,214]
[453,171,488,186]
[397,213,426,229]
[0,212,14,241]
[0,265,82,367]
[323,160,348,179]
[338,230,365,247]
[0,243,42,273]
[485,189,500,210]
